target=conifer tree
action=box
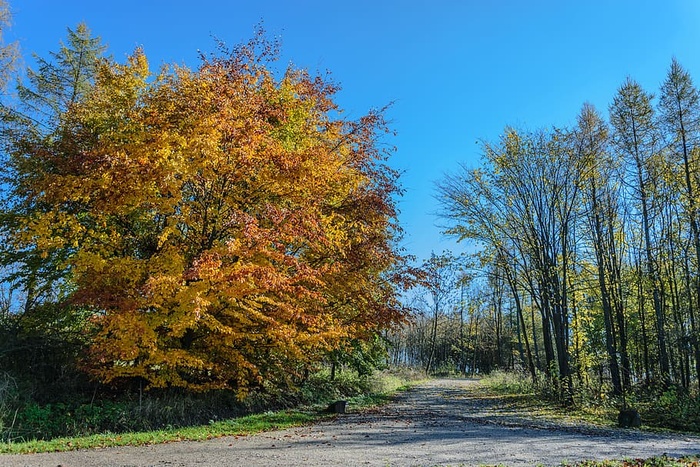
[659,58,700,389]
[0,24,106,312]
[610,78,670,383]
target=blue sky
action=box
[6,0,700,263]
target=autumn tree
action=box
[0,0,19,280]
[1,23,105,314]
[572,103,631,396]
[609,78,670,384]
[0,0,21,376]
[2,30,408,394]
[658,58,700,389]
[0,6,98,398]
[414,251,461,374]
[0,0,16,93]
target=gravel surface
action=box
[1,378,699,467]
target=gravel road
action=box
[1,378,698,467]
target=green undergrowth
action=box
[0,410,317,454]
[479,370,700,434]
[0,367,422,454]
[470,373,700,467]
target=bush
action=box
[300,368,374,404]
[0,372,19,441]
[632,384,700,432]
[481,369,536,394]
[479,371,700,433]
[0,366,420,442]
[4,391,249,441]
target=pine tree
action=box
[0,24,106,311]
[658,58,700,389]
[610,78,670,384]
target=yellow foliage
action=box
[10,38,408,393]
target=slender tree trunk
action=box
[494,288,503,368]
[635,154,671,384]
[504,264,536,382]
[609,213,631,392]
[591,180,623,395]
[539,290,556,378]
[683,250,700,391]
[559,232,573,400]
[426,303,439,375]
[636,256,652,385]
[665,215,688,387]
[529,290,542,371]
[471,311,480,375]
[459,285,466,374]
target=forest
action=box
[391,59,700,427]
[0,0,699,445]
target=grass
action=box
[476,372,700,467]
[478,371,700,433]
[397,456,700,467]
[0,367,422,454]
[0,410,318,454]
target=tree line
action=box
[423,59,700,403]
[388,252,517,378]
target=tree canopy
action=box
[0,26,409,394]
[435,60,700,402]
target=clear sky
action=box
[5,0,700,263]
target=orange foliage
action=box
[12,34,409,393]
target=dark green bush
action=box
[0,365,385,442]
[633,384,700,432]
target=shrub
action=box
[634,384,700,432]
[0,366,415,442]
[0,372,19,441]
[481,369,536,394]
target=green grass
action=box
[476,372,700,467]
[0,368,423,454]
[389,458,700,467]
[478,371,700,433]
[473,380,622,430]
[0,410,320,454]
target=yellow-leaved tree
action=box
[3,30,409,394]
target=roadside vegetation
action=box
[0,367,421,453]
[480,371,700,434]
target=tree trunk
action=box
[505,263,536,382]
[591,180,623,395]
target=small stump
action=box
[618,408,641,428]
[327,400,347,414]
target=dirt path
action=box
[2,379,699,467]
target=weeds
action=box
[0,410,317,454]
[0,372,19,442]
[0,366,421,449]
[480,370,536,394]
[479,370,700,433]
